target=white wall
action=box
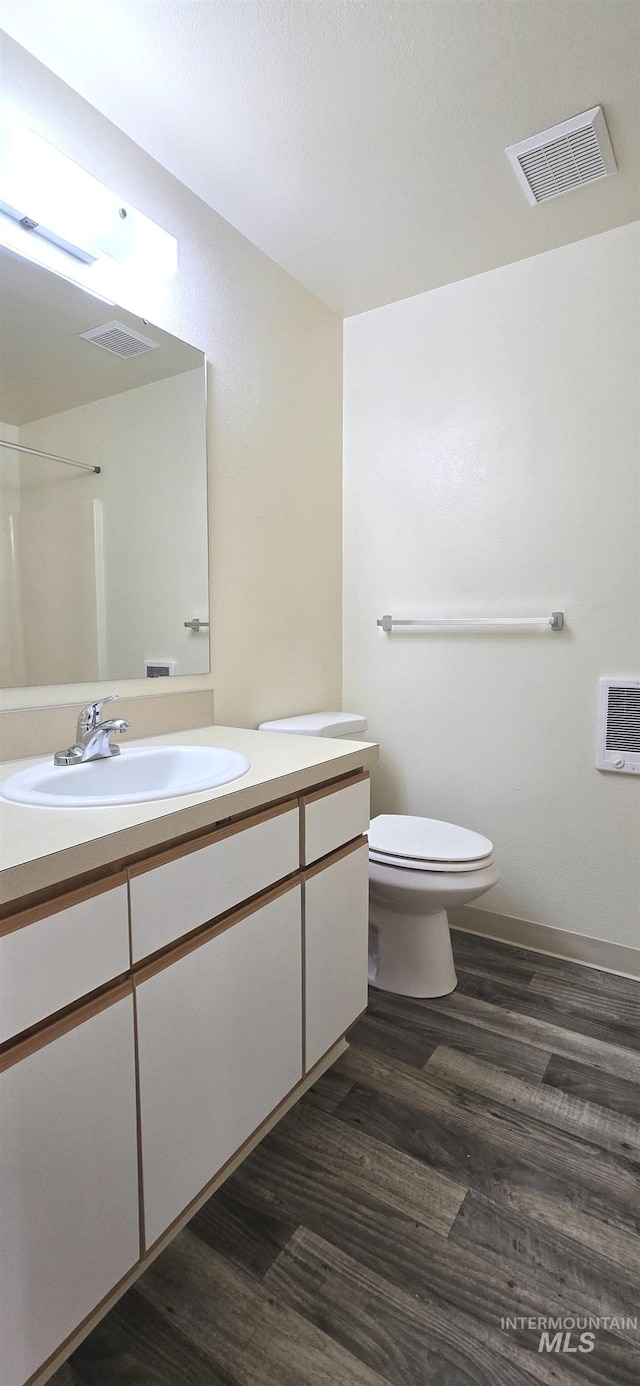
[17,370,208,682]
[0,36,342,737]
[344,223,640,950]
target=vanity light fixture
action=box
[0,109,178,298]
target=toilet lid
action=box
[368,848,494,874]
[368,814,493,864]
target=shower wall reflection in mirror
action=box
[0,245,209,690]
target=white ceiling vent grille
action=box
[506,106,617,205]
[596,678,640,774]
[79,320,160,358]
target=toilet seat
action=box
[368,814,494,874]
[368,849,494,873]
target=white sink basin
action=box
[0,745,252,808]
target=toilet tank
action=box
[258,712,368,739]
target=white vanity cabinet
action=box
[0,763,371,1385]
[0,988,140,1386]
[135,881,303,1249]
[304,840,370,1070]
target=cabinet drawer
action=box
[302,773,370,865]
[136,882,303,1249]
[129,802,299,961]
[305,840,369,1071]
[0,878,130,1045]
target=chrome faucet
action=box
[53,696,131,766]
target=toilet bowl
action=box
[368,814,499,998]
[257,712,499,999]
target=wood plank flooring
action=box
[53,929,640,1386]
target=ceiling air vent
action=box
[506,106,617,205]
[79,320,160,358]
[596,678,640,774]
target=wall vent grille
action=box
[506,106,617,205]
[596,679,640,774]
[79,320,160,358]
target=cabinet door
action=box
[136,883,302,1250]
[305,840,369,1071]
[0,990,140,1386]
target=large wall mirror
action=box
[0,245,209,690]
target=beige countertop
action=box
[0,725,378,909]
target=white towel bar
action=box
[377,613,564,632]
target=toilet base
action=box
[368,905,458,999]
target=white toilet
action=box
[368,813,498,997]
[258,712,499,999]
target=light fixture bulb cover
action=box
[0,109,178,286]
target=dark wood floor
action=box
[54,929,640,1386]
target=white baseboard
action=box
[449,905,640,981]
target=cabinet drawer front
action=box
[305,841,369,1070]
[0,993,139,1386]
[0,880,129,1044]
[129,804,299,961]
[136,884,302,1249]
[303,774,370,865]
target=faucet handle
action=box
[76,695,119,739]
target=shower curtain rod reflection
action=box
[0,438,101,474]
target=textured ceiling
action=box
[0,0,638,315]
